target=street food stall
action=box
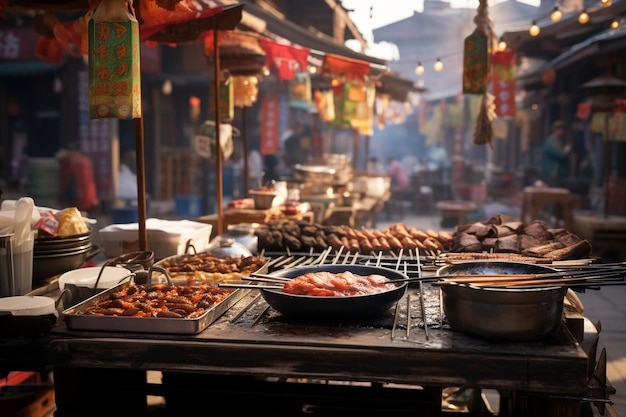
[2,213,624,416]
[0,3,623,417]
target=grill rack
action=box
[231,247,447,340]
[260,247,441,278]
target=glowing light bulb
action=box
[610,18,620,29]
[162,79,172,95]
[497,39,507,52]
[600,0,611,7]
[529,20,540,36]
[415,61,424,75]
[550,6,562,22]
[578,10,590,24]
[434,58,443,72]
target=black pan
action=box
[260,264,408,321]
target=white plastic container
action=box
[58,266,132,291]
[99,218,212,260]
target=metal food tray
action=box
[153,252,270,284]
[62,281,249,335]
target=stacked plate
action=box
[32,229,98,283]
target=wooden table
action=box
[1,272,602,417]
[521,187,573,230]
[197,207,314,237]
[436,200,478,226]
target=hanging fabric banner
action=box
[259,38,310,81]
[138,0,224,41]
[462,30,489,94]
[322,53,369,80]
[261,97,279,154]
[89,0,141,119]
[208,71,234,123]
[492,49,516,118]
[288,72,313,108]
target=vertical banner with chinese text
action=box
[492,49,516,118]
[88,0,141,119]
[261,97,279,154]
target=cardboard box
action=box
[99,218,212,260]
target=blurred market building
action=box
[0,0,421,216]
[369,0,626,215]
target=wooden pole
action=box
[242,106,250,193]
[134,115,148,250]
[134,0,147,251]
[212,18,224,236]
[603,112,610,218]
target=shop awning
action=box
[517,25,626,88]
[233,1,387,69]
[501,0,626,61]
[0,60,60,77]
[377,72,425,102]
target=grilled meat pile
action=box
[448,215,592,261]
[255,220,453,255]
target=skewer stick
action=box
[432,272,624,288]
[219,283,283,290]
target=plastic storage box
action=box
[99,218,212,260]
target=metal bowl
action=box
[436,261,567,341]
[292,164,336,184]
[249,190,277,209]
[32,244,100,283]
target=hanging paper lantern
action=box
[205,31,266,76]
[233,75,259,107]
[88,0,141,119]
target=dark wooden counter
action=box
[0,283,593,417]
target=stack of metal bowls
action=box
[32,229,97,284]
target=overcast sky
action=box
[341,0,540,60]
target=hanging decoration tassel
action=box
[469,0,498,147]
[473,92,497,148]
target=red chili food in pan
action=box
[281,271,396,297]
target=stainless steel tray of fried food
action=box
[61,279,248,335]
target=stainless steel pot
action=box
[436,261,567,341]
[292,164,336,184]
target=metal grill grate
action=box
[226,248,447,341]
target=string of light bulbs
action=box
[411,51,463,75]
[525,0,619,38]
[410,0,622,75]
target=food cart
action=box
[1,250,617,417]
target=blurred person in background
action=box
[542,120,571,187]
[401,151,419,176]
[240,148,263,190]
[387,156,409,193]
[118,150,138,202]
[58,143,98,213]
[263,153,280,183]
[283,123,310,171]
[367,156,384,175]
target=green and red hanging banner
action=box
[88,0,141,119]
[462,30,489,95]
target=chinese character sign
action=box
[492,49,516,118]
[261,97,279,155]
[89,0,141,119]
